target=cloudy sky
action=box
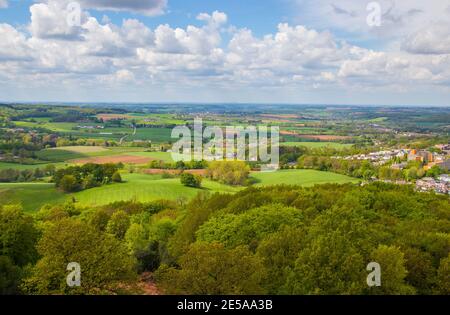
[0,0,449,105]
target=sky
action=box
[0,0,449,106]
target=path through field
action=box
[119,125,137,144]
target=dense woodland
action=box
[1,182,449,295]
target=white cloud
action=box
[0,3,449,104]
[40,0,167,16]
[29,1,87,40]
[291,0,450,45]
[402,22,450,55]
[0,24,32,61]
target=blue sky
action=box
[0,0,449,105]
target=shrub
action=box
[112,171,122,183]
[180,173,202,188]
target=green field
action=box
[131,128,173,142]
[127,151,174,162]
[0,169,359,212]
[71,173,239,207]
[0,162,64,170]
[35,146,149,162]
[281,142,353,149]
[35,149,87,162]
[0,183,66,212]
[251,169,359,187]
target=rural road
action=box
[119,125,137,144]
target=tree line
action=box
[1,182,448,295]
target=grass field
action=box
[35,149,87,162]
[131,128,173,143]
[251,169,359,187]
[0,162,65,170]
[71,173,239,207]
[281,142,353,149]
[127,151,174,162]
[52,146,109,154]
[0,183,66,212]
[0,169,359,212]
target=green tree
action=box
[106,210,130,239]
[207,161,250,185]
[88,208,111,232]
[368,245,415,295]
[112,171,122,183]
[0,205,39,267]
[21,218,136,295]
[59,175,80,193]
[0,255,22,295]
[436,254,450,294]
[196,204,303,249]
[256,226,306,294]
[285,233,366,295]
[156,242,266,294]
[180,173,202,188]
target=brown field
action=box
[97,114,133,121]
[144,169,207,176]
[72,155,152,165]
[300,135,351,141]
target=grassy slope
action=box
[71,173,239,207]
[251,169,359,187]
[35,149,87,162]
[127,151,174,162]
[0,170,359,212]
[0,183,66,212]
[0,162,66,170]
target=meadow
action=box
[71,173,240,207]
[0,182,66,212]
[0,169,360,212]
[251,169,359,187]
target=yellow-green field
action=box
[0,170,359,212]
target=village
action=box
[343,144,450,195]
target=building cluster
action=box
[77,125,104,130]
[416,175,450,195]
[342,144,450,171]
[408,147,450,171]
[342,149,408,166]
